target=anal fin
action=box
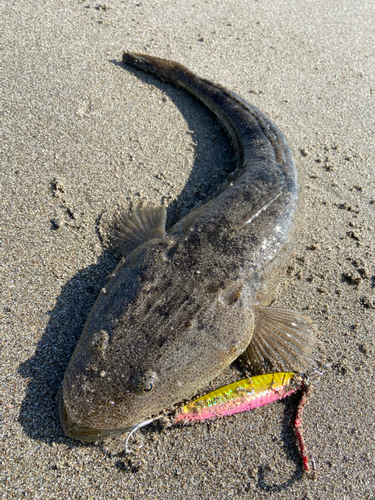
[111,205,167,255]
[241,305,316,374]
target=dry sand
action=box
[1,0,374,498]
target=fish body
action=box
[59,54,315,442]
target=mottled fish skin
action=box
[58,53,315,442]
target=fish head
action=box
[58,260,255,442]
[57,347,169,442]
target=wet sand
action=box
[1,1,374,498]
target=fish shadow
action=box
[17,59,236,445]
[110,58,236,228]
[17,249,119,445]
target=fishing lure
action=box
[125,372,314,476]
[175,372,301,422]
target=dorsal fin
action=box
[111,205,167,256]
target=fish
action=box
[58,53,316,442]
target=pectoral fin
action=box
[111,205,167,255]
[241,305,316,373]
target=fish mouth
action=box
[57,388,133,443]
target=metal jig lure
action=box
[124,372,315,476]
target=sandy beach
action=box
[1,0,374,498]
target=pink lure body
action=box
[175,372,302,422]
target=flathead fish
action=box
[58,53,316,442]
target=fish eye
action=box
[143,382,154,392]
[133,370,158,395]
